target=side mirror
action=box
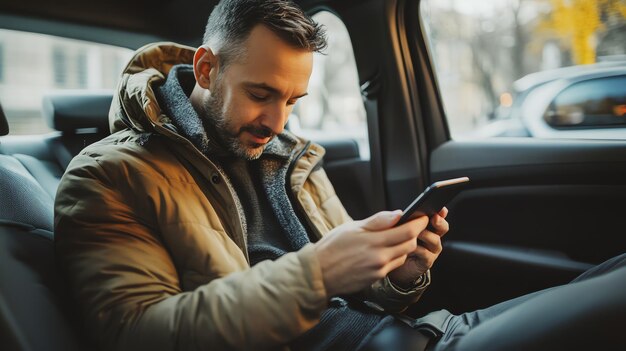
[545,102,626,129]
[544,105,584,127]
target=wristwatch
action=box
[361,270,432,313]
[388,269,431,293]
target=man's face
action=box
[203,25,313,160]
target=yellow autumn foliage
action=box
[540,0,626,64]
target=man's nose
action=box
[260,103,288,135]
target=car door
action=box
[408,0,626,315]
[323,0,626,316]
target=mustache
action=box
[239,125,275,139]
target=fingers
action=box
[438,207,449,218]
[361,210,403,231]
[416,230,443,255]
[356,212,440,281]
[374,216,429,246]
[429,214,450,236]
[384,233,419,261]
[411,244,437,269]
[384,254,409,274]
[368,217,430,270]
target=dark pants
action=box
[364,253,626,351]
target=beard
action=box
[202,81,275,160]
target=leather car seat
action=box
[0,101,94,351]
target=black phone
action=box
[396,177,470,226]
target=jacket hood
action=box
[109,42,196,134]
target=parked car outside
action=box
[502,60,626,139]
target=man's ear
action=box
[193,45,218,89]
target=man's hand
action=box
[387,207,449,289]
[314,211,429,297]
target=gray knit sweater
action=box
[156,64,392,351]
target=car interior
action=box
[1,0,625,350]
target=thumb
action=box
[361,210,403,231]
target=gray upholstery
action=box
[0,152,88,351]
[0,155,54,231]
[0,226,85,351]
[12,154,63,200]
[0,92,111,351]
[0,92,113,196]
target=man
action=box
[55,1,625,350]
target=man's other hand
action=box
[313,211,429,297]
[387,207,449,290]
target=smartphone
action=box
[396,177,470,226]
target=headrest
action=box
[42,91,113,133]
[0,101,8,136]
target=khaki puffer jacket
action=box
[54,42,422,351]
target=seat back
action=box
[0,225,85,351]
[41,91,113,169]
[0,91,113,197]
[0,99,102,351]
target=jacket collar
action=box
[109,42,195,134]
[155,64,216,155]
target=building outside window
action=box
[52,46,68,87]
[0,29,132,135]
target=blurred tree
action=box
[512,0,529,80]
[539,0,626,64]
[469,0,534,120]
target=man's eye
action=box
[248,92,268,102]
[287,100,297,106]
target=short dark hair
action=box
[203,0,327,69]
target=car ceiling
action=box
[0,0,334,49]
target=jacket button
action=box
[211,174,221,184]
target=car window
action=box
[420,0,626,139]
[0,29,133,135]
[290,11,369,159]
[545,75,626,128]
